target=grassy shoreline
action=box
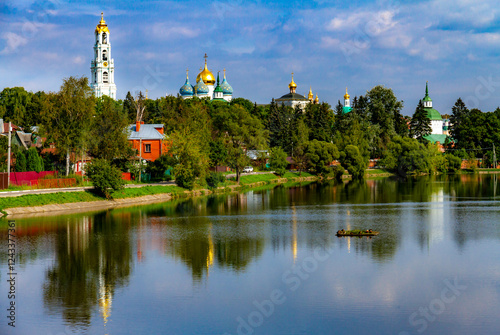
[3,168,500,216]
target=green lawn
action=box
[365,169,392,175]
[0,191,104,210]
[239,173,279,185]
[112,185,186,199]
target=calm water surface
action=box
[1,175,500,335]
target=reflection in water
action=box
[42,212,132,330]
[1,174,500,333]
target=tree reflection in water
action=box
[43,211,132,329]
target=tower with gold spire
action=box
[91,13,116,99]
[343,87,352,114]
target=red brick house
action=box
[128,121,168,161]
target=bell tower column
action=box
[90,12,117,99]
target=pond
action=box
[1,175,500,334]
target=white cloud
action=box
[320,36,341,49]
[73,56,85,65]
[151,23,200,40]
[0,32,28,54]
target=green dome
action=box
[425,107,442,120]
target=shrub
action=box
[445,154,462,173]
[269,147,288,176]
[86,158,124,198]
[15,151,27,172]
[174,164,196,190]
[339,145,367,180]
[332,164,345,182]
[206,171,226,189]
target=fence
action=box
[31,178,77,189]
[0,173,8,189]
[10,171,56,186]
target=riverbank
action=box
[1,172,320,218]
[4,169,498,218]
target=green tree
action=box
[86,158,124,198]
[15,151,27,172]
[304,102,334,142]
[339,145,367,180]
[380,136,432,176]
[123,91,136,123]
[212,104,268,183]
[89,96,132,161]
[209,139,227,168]
[269,147,288,176]
[449,98,469,148]
[0,87,32,127]
[41,77,95,175]
[170,128,209,189]
[410,100,431,142]
[303,140,339,176]
[26,147,42,172]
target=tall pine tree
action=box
[410,100,431,143]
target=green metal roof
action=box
[423,96,432,102]
[424,134,449,144]
[424,107,442,120]
[342,106,352,114]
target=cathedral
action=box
[275,73,319,109]
[179,55,233,101]
[90,13,117,99]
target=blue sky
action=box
[1,0,500,115]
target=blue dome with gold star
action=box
[220,72,233,95]
[179,77,194,97]
[194,76,209,95]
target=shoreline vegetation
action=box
[2,169,500,218]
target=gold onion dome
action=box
[95,12,109,34]
[308,86,314,100]
[315,94,319,103]
[289,73,297,90]
[196,54,216,86]
[344,87,350,100]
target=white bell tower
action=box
[90,13,116,99]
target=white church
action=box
[90,13,117,99]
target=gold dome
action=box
[315,94,319,104]
[196,54,216,86]
[95,12,109,34]
[308,86,313,100]
[289,72,297,91]
[344,87,350,100]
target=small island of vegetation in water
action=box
[336,229,379,237]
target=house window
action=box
[144,144,151,153]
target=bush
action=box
[15,152,26,172]
[339,145,367,180]
[331,164,345,182]
[446,154,462,173]
[146,154,174,181]
[269,147,288,176]
[86,158,124,198]
[206,171,226,189]
[174,164,195,190]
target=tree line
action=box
[1,78,499,193]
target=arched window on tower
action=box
[94,72,97,83]
[102,33,107,44]
[103,72,109,83]
[102,50,107,61]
